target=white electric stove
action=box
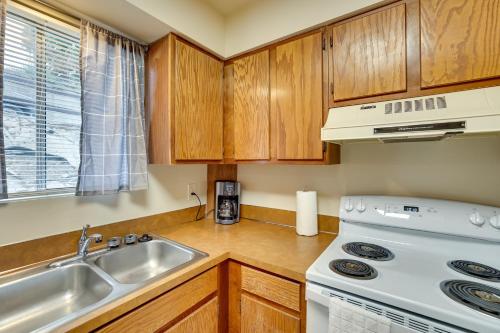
[306,196,500,333]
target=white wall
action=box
[0,165,207,246]
[224,0,380,56]
[126,0,226,56]
[238,136,500,217]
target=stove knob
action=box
[356,200,366,213]
[490,215,500,229]
[469,211,485,226]
[344,199,354,212]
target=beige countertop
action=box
[58,218,336,332]
[155,218,336,282]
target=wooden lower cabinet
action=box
[229,261,306,333]
[94,262,305,333]
[166,297,218,333]
[95,267,218,333]
[241,295,300,333]
[241,266,301,312]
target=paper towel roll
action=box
[296,190,318,236]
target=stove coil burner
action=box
[441,280,500,319]
[448,260,500,282]
[342,242,394,261]
[329,259,378,280]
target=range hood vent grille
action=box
[383,96,448,115]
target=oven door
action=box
[306,282,466,333]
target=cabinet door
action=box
[174,39,223,160]
[233,50,270,160]
[421,0,500,88]
[241,294,300,333]
[166,297,218,333]
[331,4,406,101]
[96,268,218,333]
[276,32,324,160]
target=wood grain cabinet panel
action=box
[275,32,324,160]
[331,4,406,101]
[241,266,300,311]
[174,39,223,160]
[241,294,300,333]
[233,50,270,160]
[421,0,500,88]
[165,297,218,333]
[96,268,218,333]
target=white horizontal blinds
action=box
[2,4,80,197]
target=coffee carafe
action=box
[215,181,240,224]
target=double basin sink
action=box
[0,236,207,332]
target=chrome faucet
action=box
[77,224,103,257]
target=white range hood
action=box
[322,86,500,143]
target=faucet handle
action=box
[89,233,103,243]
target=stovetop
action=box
[306,196,500,333]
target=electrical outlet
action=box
[187,183,197,200]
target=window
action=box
[3,3,81,199]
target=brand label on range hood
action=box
[373,121,466,134]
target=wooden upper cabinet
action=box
[331,4,407,101]
[233,50,270,160]
[275,32,324,160]
[148,35,223,163]
[174,39,223,160]
[421,0,500,88]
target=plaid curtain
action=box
[76,21,148,195]
[0,0,7,199]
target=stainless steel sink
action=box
[0,235,207,333]
[93,239,204,284]
[0,264,112,333]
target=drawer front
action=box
[241,266,300,311]
[96,267,218,333]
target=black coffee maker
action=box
[215,181,240,224]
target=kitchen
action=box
[0,0,499,332]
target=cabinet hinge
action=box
[330,36,333,48]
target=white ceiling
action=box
[43,0,172,43]
[201,0,258,15]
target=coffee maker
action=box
[215,181,240,224]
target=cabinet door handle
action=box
[330,36,333,48]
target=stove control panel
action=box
[339,196,500,242]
